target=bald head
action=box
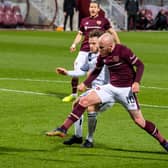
[98,33,115,57]
[99,33,114,47]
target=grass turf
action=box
[0,30,168,168]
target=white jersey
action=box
[67,52,109,88]
[80,52,109,88]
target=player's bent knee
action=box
[79,97,89,107]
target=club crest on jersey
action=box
[95,86,101,90]
[96,20,101,25]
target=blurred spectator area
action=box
[24,0,57,28]
[113,0,168,30]
[0,0,57,29]
[0,1,24,28]
[0,0,167,30]
[114,0,168,6]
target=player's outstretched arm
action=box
[70,31,83,52]
[56,67,68,75]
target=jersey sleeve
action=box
[104,17,112,30]
[67,69,86,77]
[121,46,144,83]
[80,63,89,72]
[79,18,85,33]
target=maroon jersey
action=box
[84,44,144,87]
[79,15,111,52]
[76,0,105,27]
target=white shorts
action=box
[74,51,89,71]
[80,89,113,112]
[93,84,139,111]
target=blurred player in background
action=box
[62,0,120,103]
[125,0,139,31]
[47,29,112,147]
[76,0,105,27]
[63,0,76,31]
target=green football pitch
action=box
[0,30,168,168]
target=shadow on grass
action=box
[77,152,168,162]
[50,141,168,162]
[0,146,47,153]
[73,143,168,162]
[46,91,68,99]
[0,146,78,163]
[96,143,168,155]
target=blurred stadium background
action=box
[0,0,168,30]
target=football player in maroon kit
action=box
[62,0,120,102]
[76,0,105,27]
[46,32,168,151]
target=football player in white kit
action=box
[47,29,112,147]
[62,0,120,102]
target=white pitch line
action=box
[0,77,168,91]
[0,87,168,109]
[0,88,56,97]
[141,85,168,90]
[0,77,70,83]
[140,104,168,109]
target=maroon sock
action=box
[60,104,86,132]
[144,120,166,144]
[71,77,79,94]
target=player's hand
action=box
[132,82,140,93]
[56,67,68,75]
[70,43,76,52]
[77,82,87,92]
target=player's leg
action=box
[127,14,131,31]
[63,14,68,31]
[47,84,113,137]
[62,77,79,103]
[69,13,73,31]
[46,97,83,140]
[63,97,83,144]
[82,105,97,148]
[64,92,98,146]
[62,51,88,102]
[63,115,83,145]
[117,86,168,151]
[48,90,102,137]
[82,85,115,147]
[132,14,137,31]
[129,109,168,151]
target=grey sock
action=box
[86,112,97,142]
